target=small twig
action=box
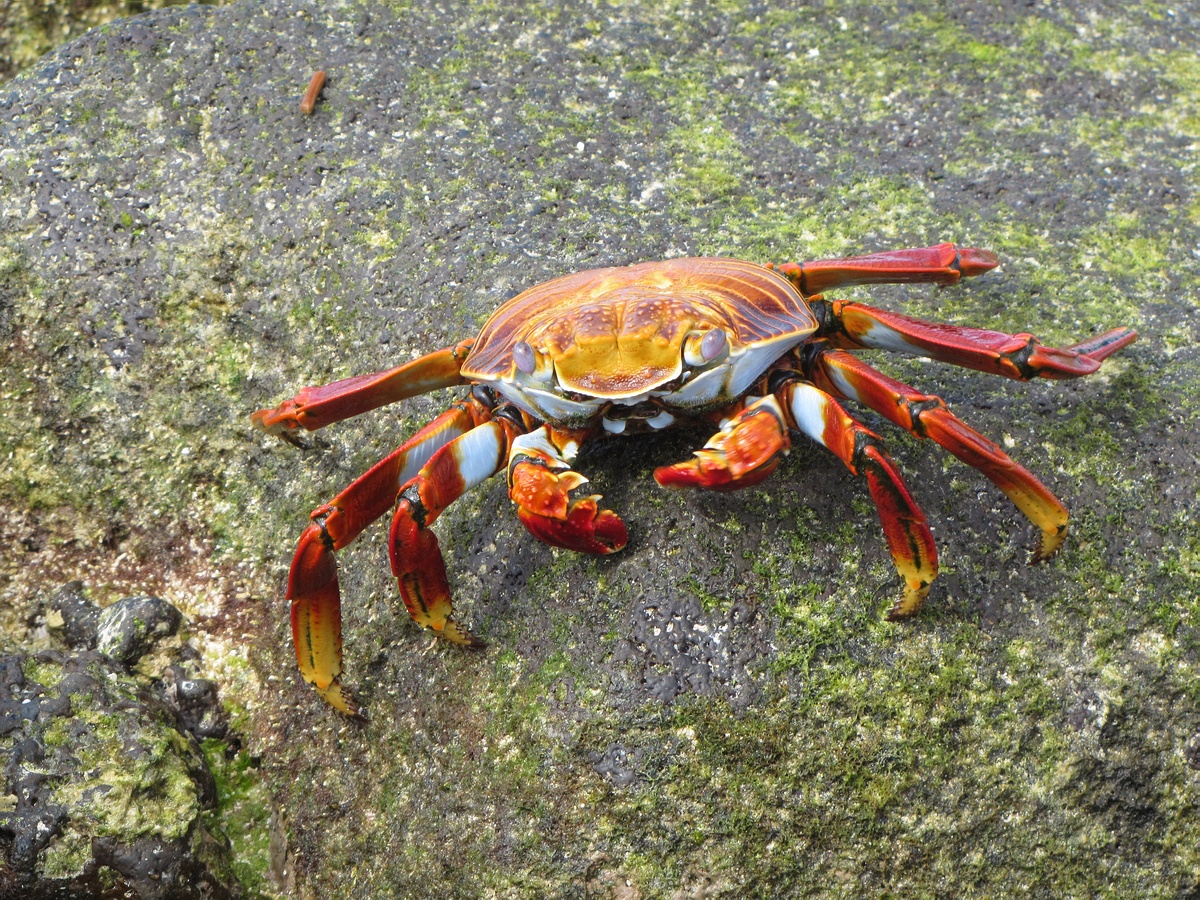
[300,70,326,115]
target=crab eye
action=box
[700,328,728,361]
[513,341,536,374]
[513,341,553,381]
[683,329,729,367]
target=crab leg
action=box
[809,348,1070,561]
[777,382,938,618]
[251,339,474,440]
[287,395,494,716]
[818,300,1137,381]
[507,426,629,554]
[769,243,998,296]
[389,416,525,648]
[656,386,938,618]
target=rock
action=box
[94,595,184,668]
[2,0,1198,896]
[0,650,234,900]
[163,665,228,742]
[44,582,100,651]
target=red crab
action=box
[253,243,1136,715]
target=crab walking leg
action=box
[390,416,525,647]
[507,426,629,554]
[656,386,937,617]
[288,397,494,716]
[817,299,1137,381]
[768,243,999,296]
[653,396,791,491]
[251,339,474,439]
[809,348,1070,561]
[778,381,939,618]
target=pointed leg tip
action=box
[1051,327,1137,372]
[1029,528,1067,565]
[315,679,364,719]
[280,431,311,449]
[1086,327,1139,362]
[885,582,931,621]
[249,406,277,430]
[457,631,490,651]
[251,402,301,435]
[441,619,488,648]
[959,247,1000,276]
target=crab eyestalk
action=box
[682,328,729,368]
[512,340,555,382]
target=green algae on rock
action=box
[1,0,1198,896]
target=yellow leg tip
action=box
[439,618,488,648]
[886,580,931,621]
[1030,525,1067,564]
[313,678,365,720]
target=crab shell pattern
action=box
[253,244,1136,716]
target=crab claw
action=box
[509,460,628,554]
[654,397,789,492]
[517,498,629,554]
[654,452,780,491]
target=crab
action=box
[252,243,1137,716]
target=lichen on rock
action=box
[1,0,1198,897]
[1,648,234,899]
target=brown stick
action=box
[300,70,326,115]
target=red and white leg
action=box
[765,242,1136,377]
[389,415,526,651]
[655,388,937,619]
[777,381,939,618]
[285,394,494,716]
[809,348,1071,561]
[507,426,628,554]
[251,339,474,441]
[818,299,1137,380]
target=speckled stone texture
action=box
[1,607,233,899]
[1,0,1198,897]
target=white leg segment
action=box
[784,381,836,450]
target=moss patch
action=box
[2,0,1197,896]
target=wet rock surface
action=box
[0,649,233,899]
[44,582,101,652]
[0,590,234,899]
[95,594,184,668]
[1,0,1198,896]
